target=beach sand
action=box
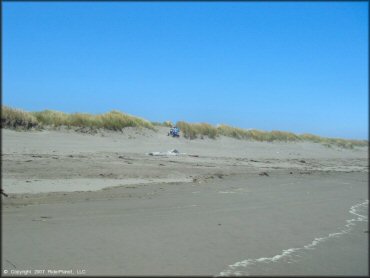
[1,127,368,276]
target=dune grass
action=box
[32,109,155,130]
[175,121,367,148]
[2,106,154,131]
[216,124,300,142]
[151,121,173,127]
[177,121,218,139]
[178,122,302,142]
[299,133,367,149]
[2,105,367,148]
[1,106,39,129]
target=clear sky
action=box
[3,2,368,139]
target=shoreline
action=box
[2,127,368,276]
[3,171,368,276]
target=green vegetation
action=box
[1,105,367,149]
[2,106,154,131]
[151,120,173,127]
[177,121,218,139]
[1,106,39,129]
[217,125,299,141]
[178,122,302,142]
[175,121,367,148]
[300,133,366,149]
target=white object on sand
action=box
[148,149,186,156]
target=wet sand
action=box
[1,128,368,276]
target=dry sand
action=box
[1,127,368,276]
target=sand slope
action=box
[2,127,367,194]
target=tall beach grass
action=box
[2,106,154,131]
[176,121,367,148]
[151,121,173,127]
[1,105,367,148]
[1,106,39,129]
[177,121,218,139]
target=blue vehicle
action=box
[168,126,180,137]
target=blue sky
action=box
[3,2,368,139]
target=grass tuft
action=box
[1,106,39,129]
